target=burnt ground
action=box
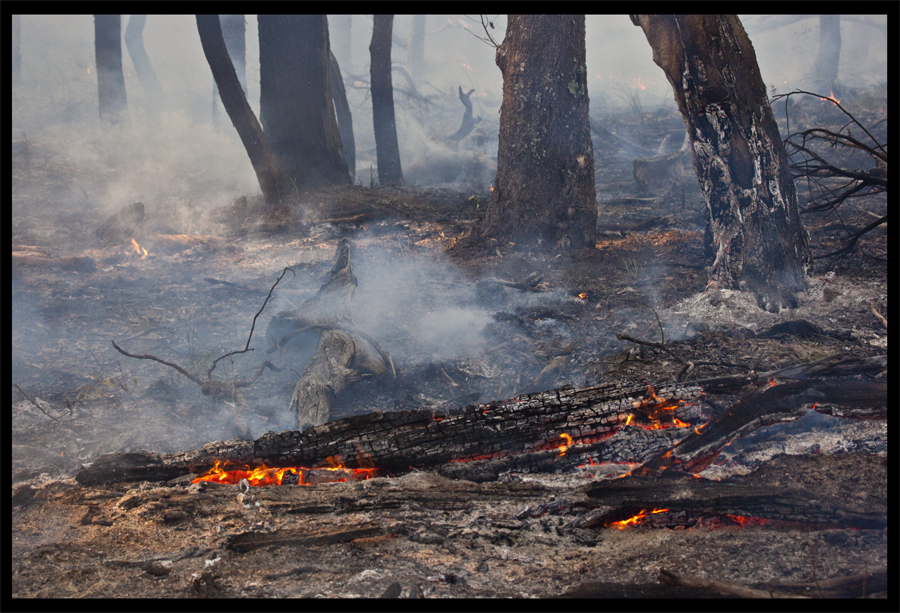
[11,93,887,598]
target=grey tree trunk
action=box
[259,15,350,191]
[330,51,355,179]
[631,14,811,310]
[196,15,283,207]
[814,15,841,93]
[481,15,597,251]
[370,15,404,186]
[94,15,128,124]
[124,15,164,110]
[212,15,247,124]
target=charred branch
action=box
[447,86,479,142]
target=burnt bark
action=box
[631,15,811,310]
[448,86,477,142]
[94,15,128,124]
[481,15,597,251]
[196,15,284,207]
[212,15,247,122]
[370,15,404,186]
[330,51,356,179]
[123,15,163,110]
[259,15,350,191]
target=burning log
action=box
[94,201,145,247]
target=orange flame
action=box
[130,238,148,259]
[609,508,669,529]
[558,432,573,456]
[192,456,377,487]
[821,91,840,105]
[577,292,588,300]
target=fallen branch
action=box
[658,569,808,599]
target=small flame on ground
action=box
[130,238,148,259]
[821,91,840,104]
[609,508,669,529]
[577,292,588,300]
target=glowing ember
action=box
[192,456,377,487]
[577,292,588,300]
[609,508,669,529]
[821,91,840,104]
[628,386,693,430]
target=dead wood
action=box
[94,201,145,247]
[448,86,478,142]
[12,249,96,274]
[658,569,808,599]
[581,453,886,530]
[640,377,886,474]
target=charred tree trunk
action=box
[631,15,811,311]
[196,15,284,208]
[814,15,842,94]
[481,15,597,251]
[212,15,247,122]
[259,15,350,191]
[370,15,404,186]
[330,51,356,179]
[407,15,426,78]
[94,15,128,125]
[123,15,164,110]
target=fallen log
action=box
[75,356,885,488]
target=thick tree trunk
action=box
[196,15,284,207]
[94,15,128,124]
[481,15,597,251]
[632,15,811,311]
[814,15,841,93]
[259,15,350,191]
[407,15,426,78]
[370,15,404,186]
[123,16,163,110]
[330,51,356,179]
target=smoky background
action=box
[11,15,888,450]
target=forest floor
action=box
[11,92,887,598]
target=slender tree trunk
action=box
[259,15,350,191]
[94,15,128,124]
[370,15,404,186]
[212,15,247,124]
[481,15,597,251]
[814,15,841,94]
[330,51,355,180]
[196,15,284,207]
[329,15,352,69]
[13,15,21,87]
[407,15,426,78]
[632,15,811,310]
[124,15,164,110]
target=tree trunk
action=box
[330,51,355,180]
[12,15,21,87]
[370,15,404,186]
[329,15,352,69]
[814,15,841,94]
[259,15,350,192]
[212,15,247,123]
[407,15,426,78]
[631,15,811,311]
[94,15,128,125]
[196,15,283,207]
[481,15,597,251]
[124,15,164,110]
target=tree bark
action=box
[481,15,597,251]
[212,15,247,123]
[259,15,350,191]
[196,15,284,207]
[814,15,841,93]
[330,51,356,179]
[124,16,164,110]
[94,15,128,124]
[407,15,426,78]
[370,15,404,186]
[631,15,811,311]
